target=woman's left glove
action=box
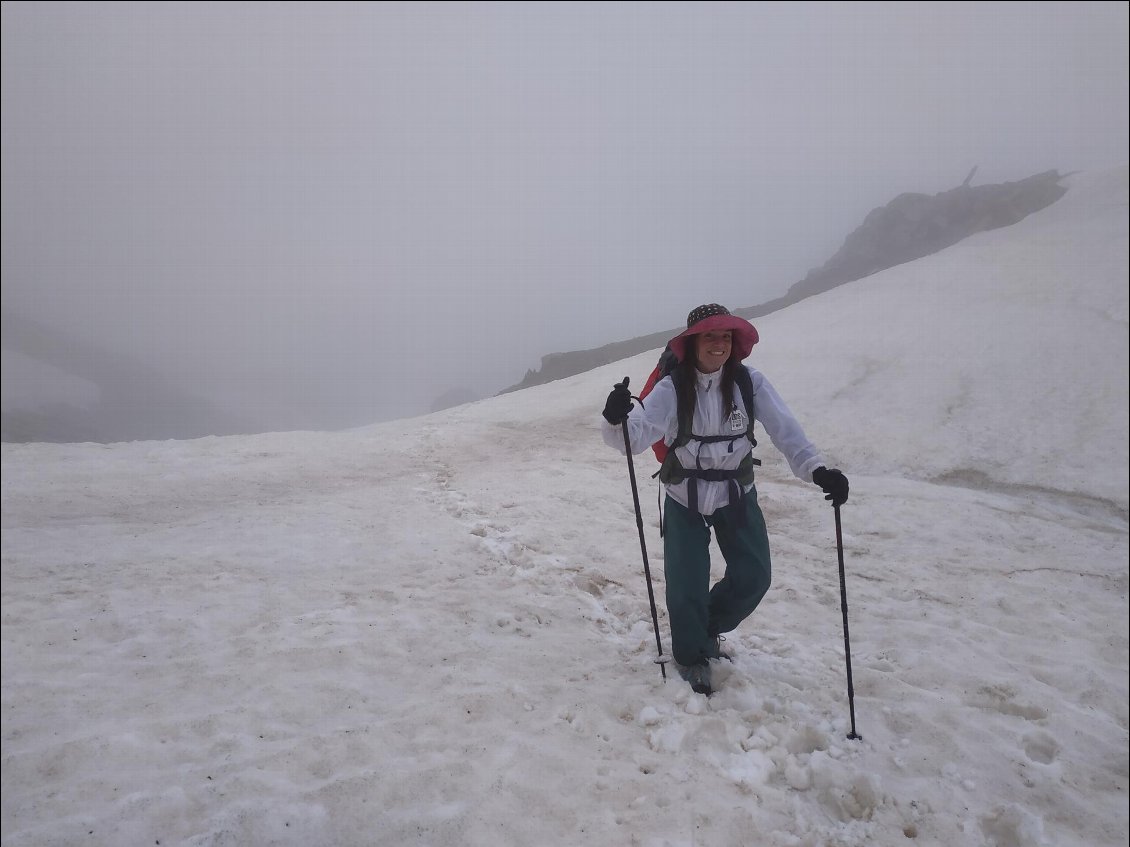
[602,378,634,425]
[812,466,849,506]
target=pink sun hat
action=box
[667,304,759,362]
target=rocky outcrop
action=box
[784,168,1067,302]
[501,169,1068,394]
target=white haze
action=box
[2,1,1128,431]
[1,167,1127,846]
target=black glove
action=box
[812,466,849,506]
[602,377,634,425]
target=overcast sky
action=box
[3,1,1128,429]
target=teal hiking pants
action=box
[663,490,772,667]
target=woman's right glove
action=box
[812,466,849,506]
[602,377,634,425]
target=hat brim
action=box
[668,314,759,363]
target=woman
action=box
[601,304,848,695]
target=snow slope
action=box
[2,168,1127,847]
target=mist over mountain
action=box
[428,386,484,415]
[1,313,264,442]
[2,169,1073,443]
[4,2,1126,445]
[502,169,1069,394]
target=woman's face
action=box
[694,330,732,373]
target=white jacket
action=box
[602,366,825,515]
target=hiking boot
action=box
[707,634,734,662]
[678,661,712,696]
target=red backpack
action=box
[638,347,681,463]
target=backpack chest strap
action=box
[657,450,760,486]
[685,432,758,450]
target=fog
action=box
[3,1,1128,433]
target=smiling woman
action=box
[600,304,849,696]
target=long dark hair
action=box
[676,342,739,429]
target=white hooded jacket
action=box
[602,365,825,515]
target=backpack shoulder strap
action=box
[735,366,753,420]
[735,365,760,454]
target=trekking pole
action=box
[833,503,862,740]
[616,377,667,680]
